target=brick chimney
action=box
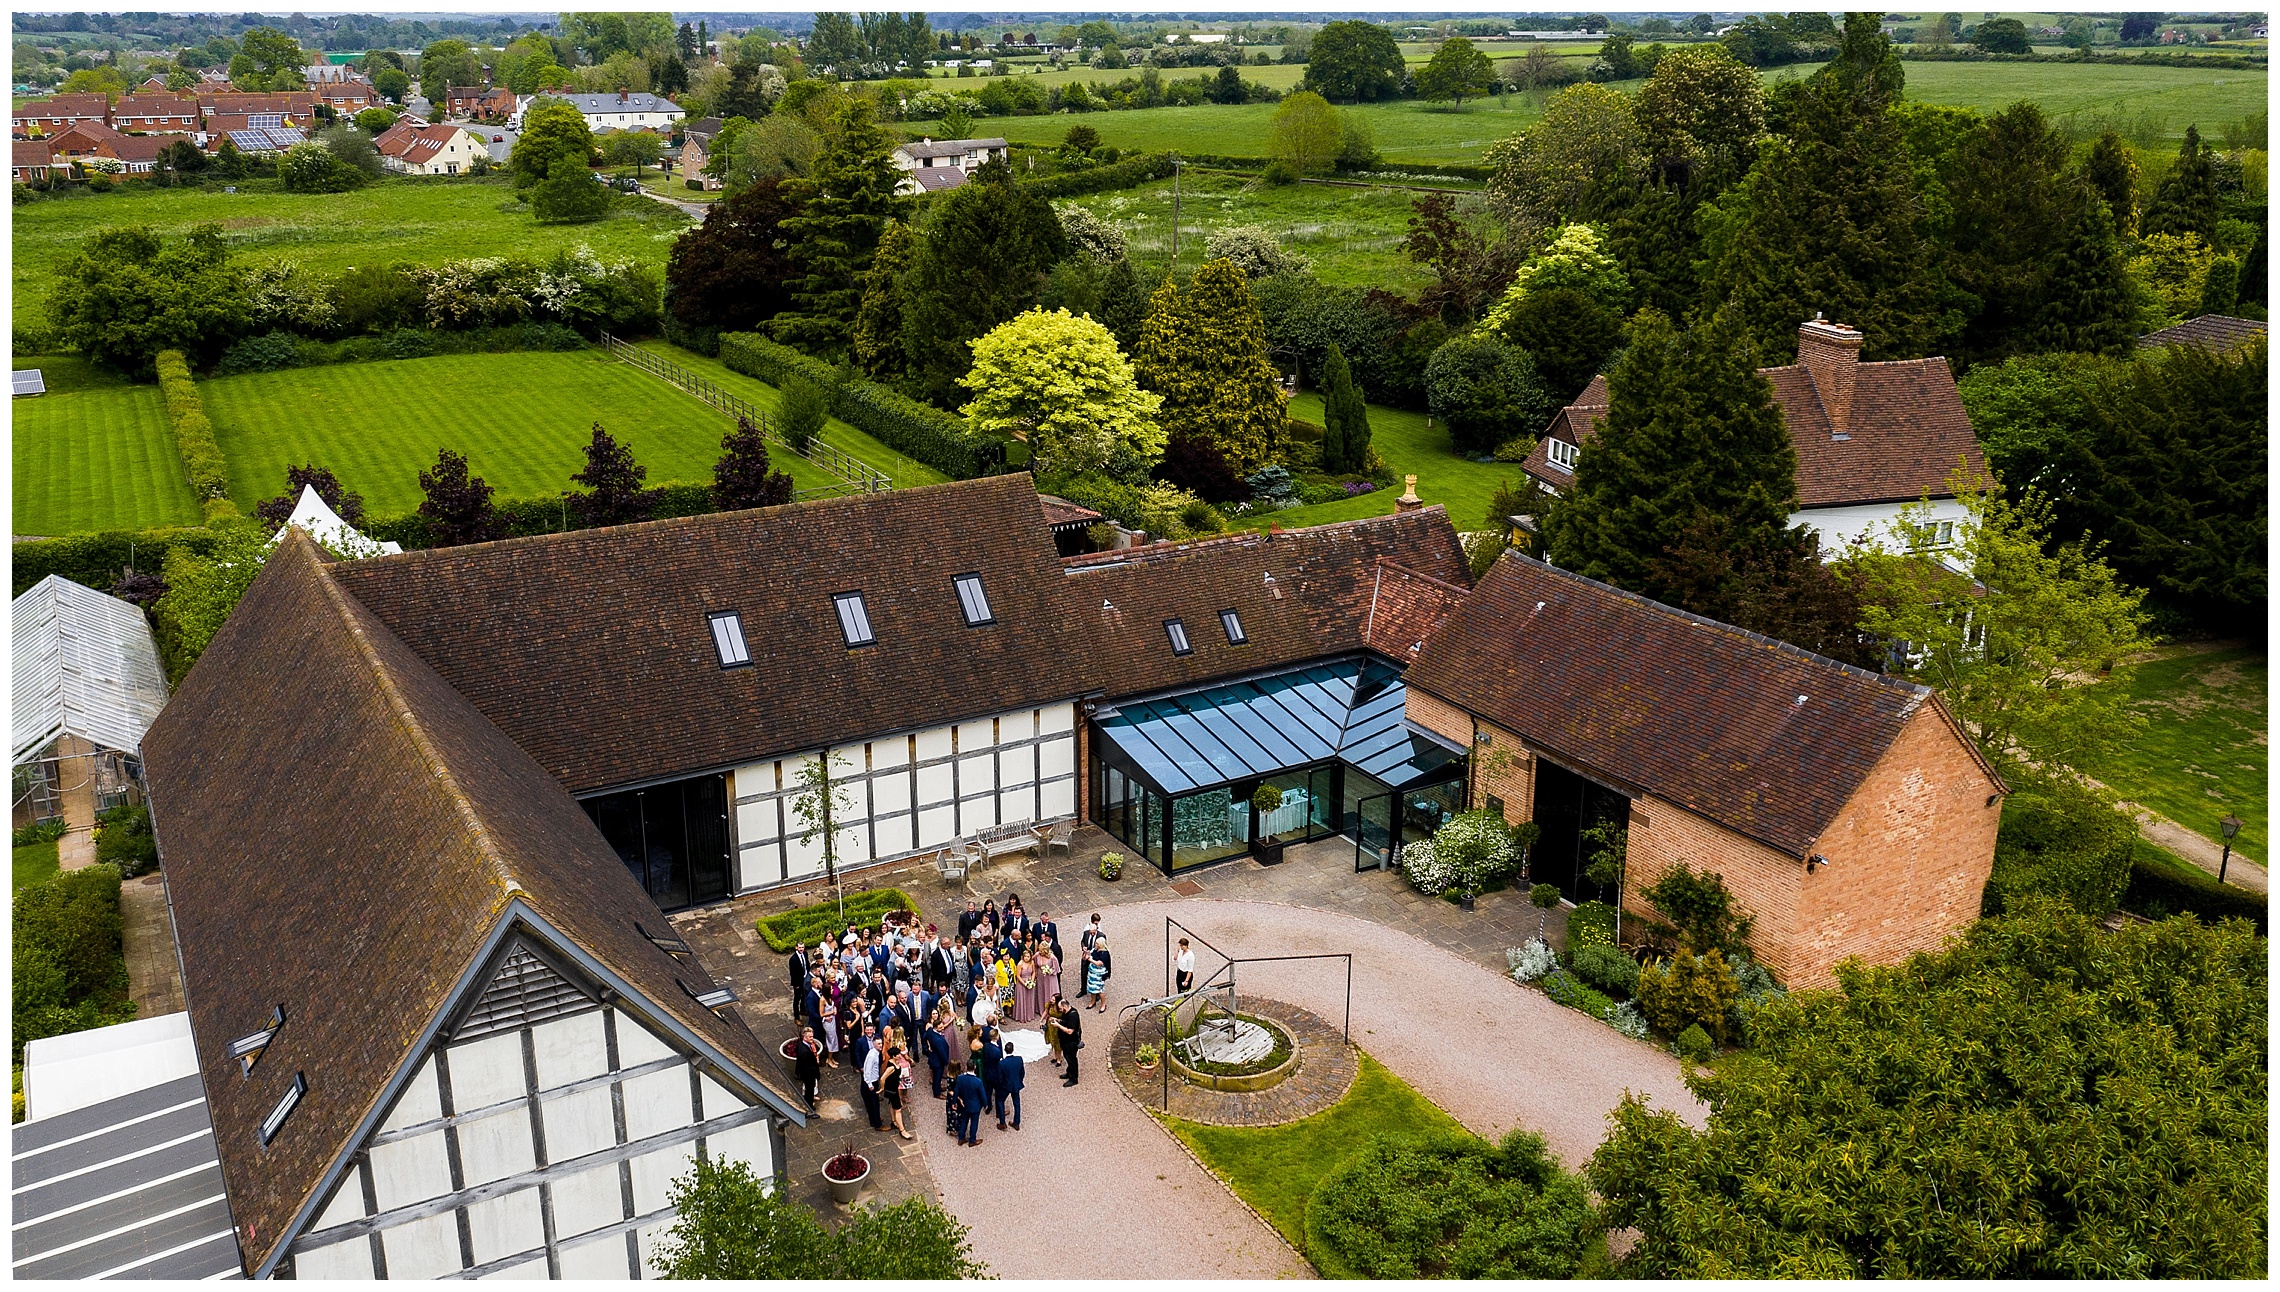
[618,88,630,104]
[1796,315,1863,435]
[1394,474,1423,513]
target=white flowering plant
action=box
[1399,837,1454,895]
[1507,938,1556,983]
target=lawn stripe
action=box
[12,386,202,535]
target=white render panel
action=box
[446,1032,527,1111]
[1040,701,1074,734]
[531,1010,609,1090]
[551,1162,628,1238]
[871,773,911,814]
[915,760,953,806]
[874,811,914,856]
[917,804,956,846]
[956,719,992,751]
[480,1257,550,1280]
[621,1065,695,1141]
[915,725,952,762]
[1000,747,1035,787]
[837,820,870,864]
[541,1083,618,1162]
[312,1178,365,1231]
[368,1131,453,1212]
[872,736,910,770]
[1041,778,1075,820]
[637,1221,674,1279]
[556,1233,635,1279]
[630,1140,696,1214]
[457,1105,537,1186]
[736,799,780,843]
[381,1208,463,1280]
[465,1187,545,1266]
[998,789,1034,826]
[707,1120,775,1176]
[957,752,995,792]
[697,1074,743,1120]
[1794,497,1969,556]
[617,1014,677,1067]
[740,840,785,888]
[959,795,996,831]
[1040,735,1075,779]
[381,1056,441,1132]
[830,741,866,772]
[294,1237,376,1280]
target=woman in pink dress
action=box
[1013,952,1040,1022]
[1037,944,1062,1004]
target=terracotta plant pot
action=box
[823,1153,870,1206]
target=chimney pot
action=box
[1795,317,1864,435]
[1395,474,1423,512]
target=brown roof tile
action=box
[2138,314,2268,354]
[1407,551,1942,857]
[141,534,794,1277]
[328,476,1099,794]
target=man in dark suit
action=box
[995,1050,1025,1130]
[956,899,982,943]
[792,1026,823,1109]
[923,1018,950,1097]
[787,944,812,1022]
[977,1026,1003,1102]
[1054,1000,1083,1086]
[1033,912,1061,962]
[952,1064,987,1146]
[854,1024,884,1130]
[927,935,955,993]
[801,974,827,1050]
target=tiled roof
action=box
[911,165,968,192]
[548,91,682,114]
[1525,349,1986,509]
[399,123,470,162]
[898,136,1008,159]
[141,535,792,1278]
[327,475,1099,794]
[1038,493,1105,530]
[98,134,172,162]
[1361,560,1474,663]
[112,94,197,118]
[13,140,54,167]
[1407,552,1941,858]
[44,120,123,150]
[2139,314,2267,354]
[14,93,108,117]
[1063,506,1473,702]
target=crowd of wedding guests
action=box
[785,894,1121,1145]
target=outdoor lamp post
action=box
[2219,813,2243,884]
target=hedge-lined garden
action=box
[754,887,919,953]
[719,333,995,481]
[153,349,237,522]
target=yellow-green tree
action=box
[1132,260,1285,478]
[1268,90,1341,175]
[959,308,1164,477]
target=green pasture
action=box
[12,176,689,335]
[2066,644,2268,862]
[200,350,842,519]
[934,94,1542,165]
[12,370,203,536]
[1060,172,1437,292]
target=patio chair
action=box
[1043,821,1074,857]
[935,839,971,883]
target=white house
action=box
[529,89,684,134]
[1521,317,1985,557]
[376,120,488,175]
[890,135,1008,194]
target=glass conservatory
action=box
[1089,658,1466,876]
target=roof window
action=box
[683,981,737,1010]
[953,573,994,626]
[259,1072,307,1147]
[834,592,876,647]
[1219,609,1247,645]
[638,922,694,960]
[1165,618,1192,656]
[1546,438,1579,472]
[229,1005,286,1077]
[707,612,750,668]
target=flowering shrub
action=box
[1507,938,1556,983]
[1604,1000,1650,1040]
[1343,479,1378,496]
[244,261,337,335]
[399,246,659,336]
[1057,205,1128,263]
[1567,899,1617,950]
[1399,837,1453,895]
[1204,225,1311,279]
[1540,968,1614,1018]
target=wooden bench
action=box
[973,825,1040,865]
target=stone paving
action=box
[122,872,184,1017]
[1110,998,1359,1127]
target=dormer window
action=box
[834,592,876,647]
[1546,438,1579,472]
[707,612,750,667]
[1165,619,1192,656]
[1219,609,1247,645]
[953,573,994,626]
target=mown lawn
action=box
[2067,644,2268,862]
[13,841,60,892]
[1234,391,1520,537]
[1059,172,1437,293]
[201,350,846,519]
[1163,1052,1469,1261]
[13,175,688,335]
[633,340,953,489]
[12,380,204,536]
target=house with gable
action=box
[110,92,200,133]
[11,92,110,135]
[890,136,1009,194]
[379,121,487,175]
[1522,317,1988,555]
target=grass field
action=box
[201,350,846,519]
[13,841,60,892]
[1239,391,1516,537]
[632,340,953,489]
[12,364,203,535]
[1163,1053,1469,1263]
[12,176,689,335]
[2067,644,2267,862]
[1061,172,1436,292]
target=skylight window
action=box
[684,981,737,1009]
[707,612,750,668]
[953,573,994,626]
[229,1005,286,1077]
[1165,618,1192,656]
[259,1072,307,1147]
[1220,609,1247,645]
[834,592,876,647]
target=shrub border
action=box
[719,332,992,480]
[152,350,238,521]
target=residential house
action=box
[12,93,110,135]
[134,75,174,93]
[11,138,55,182]
[110,93,199,132]
[197,89,315,127]
[2139,314,2268,354]
[444,84,516,119]
[372,114,427,159]
[681,115,723,189]
[530,90,683,134]
[138,535,804,1280]
[202,117,308,154]
[10,576,168,836]
[890,136,1008,194]
[1403,551,2005,990]
[40,119,124,161]
[1522,317,1989,555]
[379,121,487,175]
[312,77,380,113]
[94,133,176,175]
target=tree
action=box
[898,161,1066,403]
[654,1157,986,1279]
[1209,65,1245,105]
[232,26,304,90]
[789,749,856,901]
[510,98,594,189]
[1542,308,1797,599]
[2030,192,2138,357]
[1096,255,1150,354]
[1417,37,1494,106]
[279,140,365,192]
[601,130,663,174]
[1941,102,2076,365]
[1633,44,1765,173]
[1587,903,2266,1278]
[773,97,902,353]
[572,423,649,527]
[1642,510,1879,667]
[255,463,365,528]
[151,521,274,681]
[416,448,503,546]
[1972,16,2033,54]
[1268,90,1340,175]
[2143,124,2219,241]
[960,308,1165,477]
[1487,222,1630,318]
[665,177,804,333]
[719,114,824,192]
[1846,483,2147,772]
[1484,83,1646,239]
[1132,259,1286,479]
[2130,231,2218,323]
[531,152,606,223]
[211,137,246,179]
[712,416,795,511]
[418,38,481,103]
[1318,342,1371,473]
[1310,1130,1602,1278]
[372,65,410,103]
[318,124,386,180]
[1303,19,1405,102]
[1497,286,1624,405]
[1594,32,1640,81]
[1403,189,1516,326]
[354,105,400,134]
[46,224,250,374]
[851,217,913,382]
[1424,331,1553,456]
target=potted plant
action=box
[1099,851,1125,881]
[1134,1042,1161,1073]
[1249,784,1288,864]
[823,1141,870,1205]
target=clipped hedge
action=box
[361,480,724,549]
[2122,847,2269,932]
[755,887,920,954]
[1983,779,2136,918]
[12,525,226,597]
[1018,150,1179,199]
[215,322,587,376]
[719,332,992,480]
[14,864,134,1065]
[153,350,238,521]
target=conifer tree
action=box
[899,161,1067,404]
[1132,260,1285,478]
[573,423,650,527]
[2032,195,2138,357]
[2142,125,2219,242]
[1543,308,1798,599]
[1944,102,2075,366]
[772,98,902,353]
[1700,13,1948,361]
[1319,342,1371,473]
[851,218,913,383]
[2083,130,2138,239]
[1096,256,1150,353]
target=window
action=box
[953,573,994,626]
[834,592,876,647]
[1165,618,1192,656]
[707,612,750,667]
[1546,438,1579,472]
[259,1072,306,1147]
[1219,608,1247,645]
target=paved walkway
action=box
[121,873,184,1017]
[2129,805,2269,893]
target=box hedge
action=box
[755,887,920,954]
[153,350,237,521]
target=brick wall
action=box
[1619,795,1808,982]
[1405,689,1541,819]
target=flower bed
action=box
[755,887,918,953]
